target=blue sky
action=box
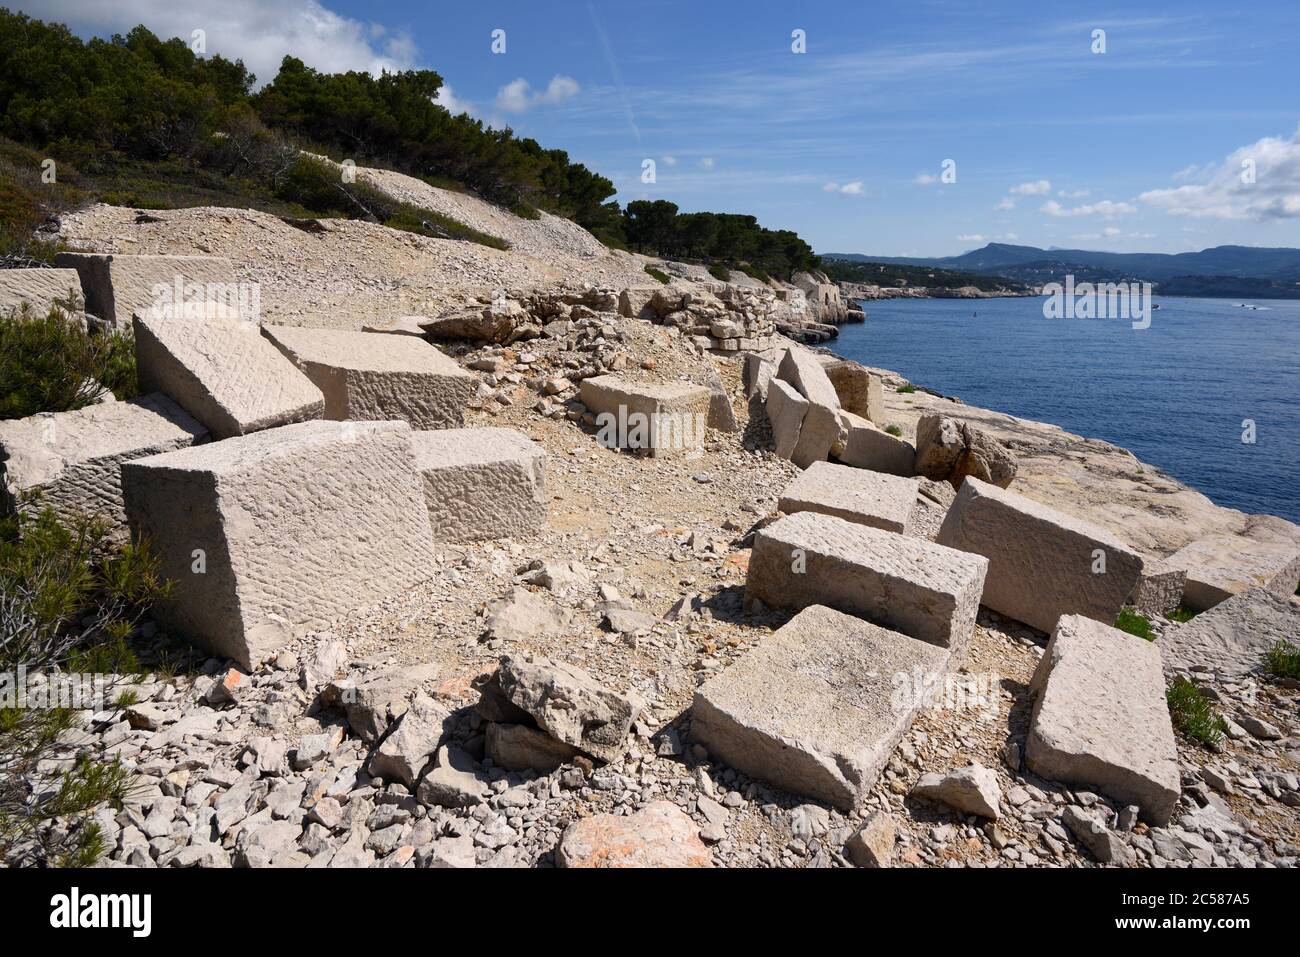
[22,0,1300,255]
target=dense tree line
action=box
[624,200,819,278]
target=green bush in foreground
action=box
[644,265,670,284]
[0,302,137,419]
[1165,606,1197,623]
[1262,639,1300,681]
[885,424,903,437]
[1166,677,1227,750]
[1114,607,1153,641]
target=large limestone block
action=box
[579,374,710,459]
[1026,615,1180,825]
[817,357,883,423]
[0,268,85,315]
[263,325,476,429]
[937,477,1143,634]
[838,417,916,476]
[134,315,323,439]
[121,420,436,669]
[777,349,840,468]
[0,394,207,530]
[1159,588,1300,679]
[915,414,964,480]
[693,605,950,809]
[56,253,248,329]
[746,511,987,650]
[410,427,546,542]
[1127,557,1187,618]
[1165,533,1300,612]
[777,460,914,534]
[765,378,807,460]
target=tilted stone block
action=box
[1127,557,1187,618]
[746,511,987,650]
[134,315,324,439]
[937,477,1144,634]
[121,420,436,668]
[579,375,709,459]
[777,460,915,534]
[1165,533,1300,612]
[1027,614,1180,825]
[0,268,85,315]
[776,349,840,467]
[837,416,916,476]
[742,352,777,400]
[817,357,883,423]
[0,394,207,531]
[56,253,249,330]
[777,349,841,411]
[411,427,546,542]
[1160,588,1300,679]
[263,324,476,429]
[693,605,950,809]
[765,378,807,460]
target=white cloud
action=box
[1139,125,1300,220]
[824,180,864,195]
[23,0,417,86]
[495,74,580,113]
[1057,188,1091,198]
[1010,179,1051,196]
[913,173,937,186]
[1040,198,1136,218]
[994,197,1015,211]
[699,157,715,170]
[433,84,472,117]
[957,233,986,243]
[661,155,678,166]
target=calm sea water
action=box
[833,296,1300,524]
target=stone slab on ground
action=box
[1026,614,1180,825]
[1159,588,1300,679]
[122,420,435,668]
[746,510,987,650]
[56,252,248,329]
[578,374,710,459]
[409,427,546,542]
[1128,557,1187,618]
[936,477,1144,634]
[134,314,324,439]
[837,416,916,476]
[777,460,915,534]
[263,324,476,429]
[0,393,207,530]
[556,801,711,867]
[1165,533,1300,612]
[0,268,85,315]
[692,605,950,809]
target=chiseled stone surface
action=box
[817,356,881,422]
[1165,533,1300,612]
[410,427,546,542]
[838,417,916,476]
[134,314,324,439]
[765,377,808,461]
[937,477,1144,634]
[777,460,915,534]
[0,268,85,315]
[693,605,950,809]
[1026,614,1180,825]
[578,374,710,459]
[1127,557,1187,618]
[556,801,711,868]
[263,324,476,429]
[746,510,987,650]
[1159,587,1300,679]
[121,420,435,668]
[56,252,248,329]
[0,393,207,531]
[777,349,840,467]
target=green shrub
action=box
[1262,639,1300,681]
[1165,606,1196,623]
[897,384,917,394]
[884,424,903,437]
[1166,677,1227,750]
[0,302,138,419]
[707,263,731,282]
[644,265,670,284]
[1115,607,1153,641]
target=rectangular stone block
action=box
[692,605,950,809]
[817,357,884,424]
[579,375,709,459]
[134,315,324,439]
[1027,614,1180,825]
[0,268,85,316]
[937,477,1144,634]
[777,349,841,412]
[777,461,915,534]
[1160,587,1300,679]
[0,394,207,532]
[56,253,249,329]
[411,427,547,542]
[742,352,777,400]
[1127,557,1187,617]
[837,416,915,476]
[263,325,476,429]
[1165,533,1300,612]
[765,378,807,460]
[746,511,988,650]
[122,420,436,668]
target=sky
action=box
[17,0,1300,256]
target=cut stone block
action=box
[837,417,916,476]
[410,427,546,542]
[742,352,777,400]
[1127,557,1187,618]
[263,324,476,429]
[817,357,883,423]
[579,375,710,459]
[0,268,85,315]
[1026,614,1180,825]
[1165,533,1300,612]
[1159,588,1300,679]
[936,477,1144,634]
[0,394,207,531]
[56,252,248,329]
[693,605,950,809]
[765,378,807,460]
[915,414,964,480]
[777,349,841,411]
[746,511,987,650]
[134,315,324,439]
[702,366,738,432]
[777,460,915,534]
[121,420,435,669]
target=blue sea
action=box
[833,296,1300,524]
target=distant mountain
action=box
[823,244,1300,294]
